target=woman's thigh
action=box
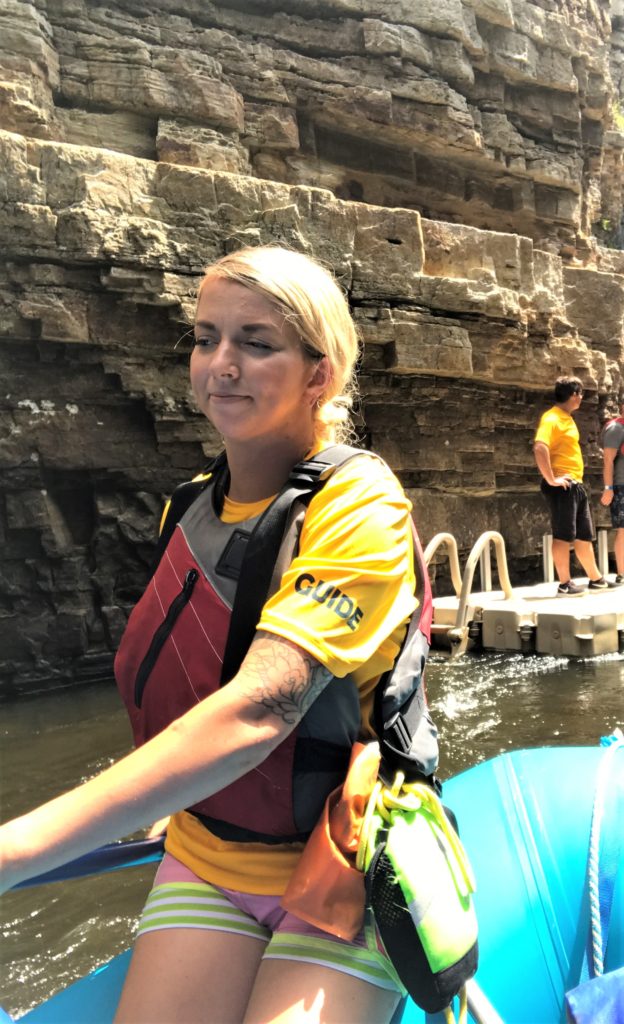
[114,927,267,1024]
[243,959,401,1024]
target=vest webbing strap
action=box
[151,452,227,572]
[220,445,357,684]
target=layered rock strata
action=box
[1,0,622,249]
[1,128,623,690]
[0,0,623,690]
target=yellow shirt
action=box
[165,452,416,893]
[534,406,583,480]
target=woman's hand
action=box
[146,816,170,838]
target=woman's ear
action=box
[308,355,332,403]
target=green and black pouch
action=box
[357,774,478,1021]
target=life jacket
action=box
[114,445,438,844]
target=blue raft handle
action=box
[13,836,165,890]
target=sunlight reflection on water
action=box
[426,650,623,777]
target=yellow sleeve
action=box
[258,454,416,680]
[534,410,555,447]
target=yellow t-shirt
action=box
[165,451,416,893]
[534,406,583,480]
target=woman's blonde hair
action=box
[198,245,359,445]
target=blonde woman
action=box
[1,247,425,1023]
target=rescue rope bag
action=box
[358,773,478,1021]
[154,445,477,1016]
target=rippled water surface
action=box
[1,653,623,1017]
[428,650,623,777]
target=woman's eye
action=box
[244,339,273,352]
[192,335,274,352]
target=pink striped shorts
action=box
[135,852,402,992]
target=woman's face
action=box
[191,278,326,449]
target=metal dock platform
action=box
[425,531,624,658]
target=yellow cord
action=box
[459,983,468,1024]
[441,984,468,1024]
[356,772,476,894]
[355,779,383,872]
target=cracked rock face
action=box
[0,0,623,690]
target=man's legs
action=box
[548,483,602,585]
[542,482,577,583]
[611,488,624,577]
[572,539,602,581]
[552,539,573,583]
[572,485,604,581]
[615,528,624,576]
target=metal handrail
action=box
[466,978,505,1024]
[448,531,514,656]
[423,531,463,596]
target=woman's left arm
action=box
[0,633,332,893]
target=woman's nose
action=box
[209,339,240,377]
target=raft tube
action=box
[11,745,624,1024]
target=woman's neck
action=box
[224,436,316,502]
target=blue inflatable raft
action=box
[4,742,623,1024]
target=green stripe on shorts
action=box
[263,933,405,993]
[136,882,270,943]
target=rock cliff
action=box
[1,0,623,690]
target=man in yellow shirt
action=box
[534,376,616,595]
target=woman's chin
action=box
[206,404,254,436]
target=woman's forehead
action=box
[197,277,284,321]
[194,278,304,349]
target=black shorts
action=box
[611,486,624,529]
[540,480,594,543]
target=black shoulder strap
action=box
[373,520,436,783]
[219,445,360,684]
[150,453,228,575]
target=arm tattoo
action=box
[240,633,333,725]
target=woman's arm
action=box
[0,632,332,893]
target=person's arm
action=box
[533,441,571,488]
[601,446,617,506]
[0,632,331,893]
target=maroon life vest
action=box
[114,447,437,844]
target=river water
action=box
[1,651,623,1018]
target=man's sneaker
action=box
[557,581,586,596]
[588,577,620,590]
[615,575,624,585]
